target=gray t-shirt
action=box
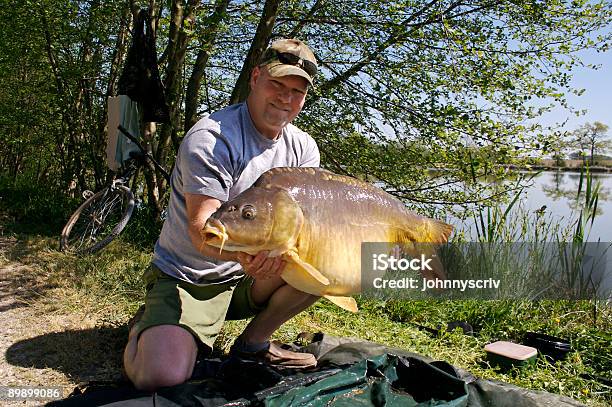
[152,102,320,285]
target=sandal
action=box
[230,339,317,369]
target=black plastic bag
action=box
[117,8,169,123]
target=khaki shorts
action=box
[132,264,265,351]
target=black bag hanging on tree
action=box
[118,8,170,123]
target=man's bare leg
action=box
[124,276,318,389]
[123,325,198,391]
[239,275,319,344]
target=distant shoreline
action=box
[507,165,612,173]
[509,159,612,173]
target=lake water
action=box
[456,171,612,242]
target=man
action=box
[123,39,321,391]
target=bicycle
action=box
[60,126,170,255]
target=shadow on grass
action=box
[5,326,128,383]
[0,233,128,382]
[0,209,64,238]
[0,237,62,312]
[1,227,61,261]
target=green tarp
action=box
[265,354,468,406]
[49,333,585,407]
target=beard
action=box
[263,103,292,128]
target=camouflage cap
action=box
[259,39,318,86]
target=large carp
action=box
[202,167,452,312]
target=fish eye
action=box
[241,205,256,220]
[227,205,237,212]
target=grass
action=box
[2,231,609,406]
[1,174,610,406]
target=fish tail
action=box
[394,219,452,281]
[427,219,453,244]
[396,219,453,244]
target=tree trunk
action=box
[107,5,132,97]
[229,0,282,105]
[142,0,200,216]
[184,0,230,132]
[142,122,165,219]
[157,0,200,153]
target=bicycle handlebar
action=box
[117,125,171,183]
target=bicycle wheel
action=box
[60,185,135,254]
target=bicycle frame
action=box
[60,127,170,254]
[113,152,144,189]
[117,125,170,183]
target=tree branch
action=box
[308,0,448,105]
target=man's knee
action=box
[126,325,198,391]
[132,364,191,391]
[250,275,286,306]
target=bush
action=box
[0,175,78,234]
[118,201,163,250]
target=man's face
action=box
[247,66,309,139]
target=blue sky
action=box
[539,45,611,133]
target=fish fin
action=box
[324,295,358,312]
[284,250,330,286]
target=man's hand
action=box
[236,251,287,280]
[186,193,241,262]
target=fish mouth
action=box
[202,219,229,253]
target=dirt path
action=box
[0,235,126,404]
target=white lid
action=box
[484,341,537,360]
